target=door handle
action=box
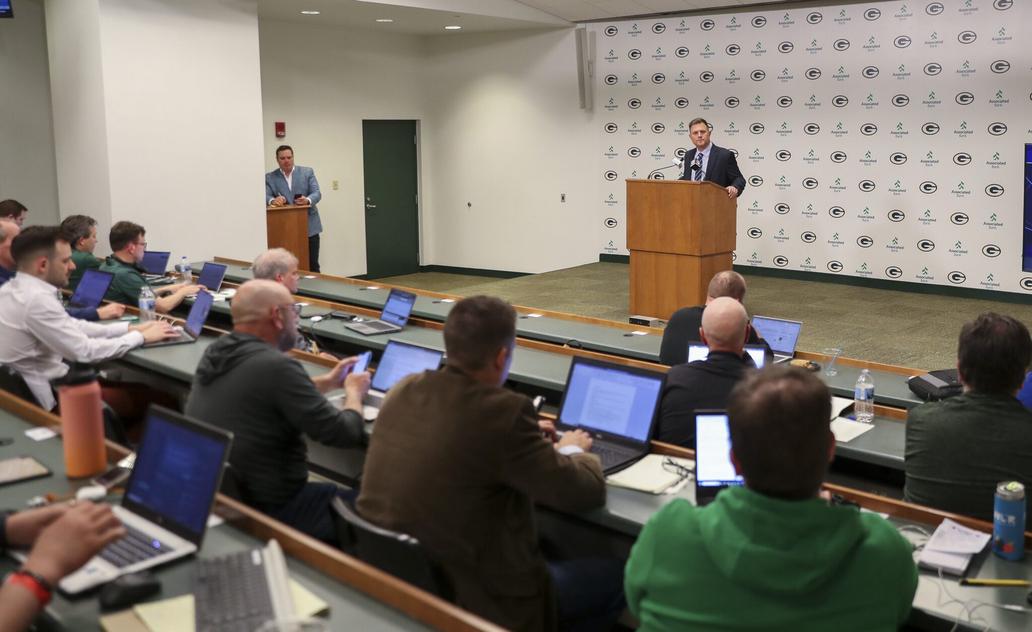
[365,204,377,210]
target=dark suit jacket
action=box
[659,305,771,365]
[678,144,746,194]
[656,351,757,447]
[357,366,606,632]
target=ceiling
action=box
[258,0,802,34]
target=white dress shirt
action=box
[690,143,712,180]
[0,273,144,410]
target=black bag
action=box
[907,368,962,402]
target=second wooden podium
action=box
[626,179,736,319]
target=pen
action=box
[959,578,1031,587]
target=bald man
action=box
[185,280,371,543]
[655,297,759,447]
[0,219,20,286]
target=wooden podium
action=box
[626,179,736,319]
[266,205,310,268]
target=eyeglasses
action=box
[279,303,302,317]
[662,457,693,482]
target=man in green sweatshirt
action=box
[625,365,917,631]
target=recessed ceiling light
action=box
[375,18,394,23]
[444,25,462,30]
[300,10,320,16]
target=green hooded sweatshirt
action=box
[625,487,917,631]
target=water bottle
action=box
[53,367,107,479]
[854,368,874,423]
[178,256,192,283]
[138,285,156,322]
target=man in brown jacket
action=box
[358,295,623,632]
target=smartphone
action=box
[350,351,372,374]
[92,465,131,490]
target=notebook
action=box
[195,262,228,292]
[555,357,665,475]
[55,406,232,594]
[68,269,114,310]
[345,289,417,335]
[693,411,744,506]
[686,343,766,368]
[359,340,443,418]
[750,316,803,363]
[143,291,213,348]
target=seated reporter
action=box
[99,221,198,312]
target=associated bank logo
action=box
[953,152,972,166]
[916,267,935,283]
[801,231,817,243]
[856,235,874,248]
[833,39,850,51]
[991,60,1011,73]
[627,147,642,158]
[890,152,908,165]
[806,11,823,24]
[603,217,618,228]
[950,212,969,225]
[892,94,910,107]
[885,266,903,279]
[987,122,1007,135]
[926,2,945,15]
[862,66,879,78]
[828,206,846,218]
[675,46,690,58]
[775,203,791,215]
[888,209,906,222]
[603,26,618,37]
[772,255,789,268]
[831,151,848,163]
[958,31,977,44]
[778,41,794,53]
[603,74,618,86]
[832,66,850,81]
[700,19,715,31]
[948,271,966,285]
[652,22,666,34]
[894,36,912,48]
[603,170,618,181]
[924,62,942,76]
[700,71,714,82]
[949,241,969,256]
[917,239,935,252]
[955,91,974,105]
[628,49,642,60]
[747,227,763,238]
[983,212,1003,229]
[604,122,618,133]
[858,180,876,192]
[651,73,666,84]
[674,97,690,109]
[827,260,844,272]
[989,90,1010,108]
[985,184,1004,197]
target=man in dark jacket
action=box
[656,297,757,447]
[185,280,370,542]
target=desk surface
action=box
[0,407,429,631]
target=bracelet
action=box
[6,569,53,607]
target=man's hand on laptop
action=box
[538,419,557,442]
[4,505,71,549]
[96,303,126,320]
[556,429,592,453]
[132,320,179,343]
[21,502,126,586]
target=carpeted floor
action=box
[375,263,1032,370]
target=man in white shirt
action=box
[0,226,176,410]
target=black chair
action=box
[330,497,454,601]
[0,364,40,406]
[218,463,245,501]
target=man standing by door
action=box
[266,145,323,272]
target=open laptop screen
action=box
[370,340,443,393]
[123,407,231,543]
[694,412,744,490]
[184,291,214,337]
[687,344,766,368]
[751,316,802,356]
[140,251,170,275]
[69,269,114,308]
[196,262,227,291]
[557,359,664,443]
[380,289,417,327]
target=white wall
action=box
[258,19,427,276]
[0,0,60,225]
[47,0,267,261]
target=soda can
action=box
[992,481,1025,561]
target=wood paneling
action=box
[266,205,310,270]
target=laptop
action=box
[196,262,228,292]
[750,315,803,363]
[359,340,444,418]
[68,269,114,310]
[56,405,232,593]
[143,290,214,348]
[345,288,417,335]
[140,250,171,279]
[686,343,766,368]
[555,357,666,475]
[694,410,744,506]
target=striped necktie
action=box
[693,153,704,180]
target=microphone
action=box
[653,158,683,173]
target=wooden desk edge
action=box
[0,392,503,632]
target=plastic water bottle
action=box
[854,369,875,423]
[178,256,192,283]
[138,285,156,322]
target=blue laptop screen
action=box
[687,344,766,368]
[558,361,663,442]
[69,269,113,308]
[185,291,213,337]
[371,341,442,392]
[695,412,744,489]
[751,316,801,355]
[126,410,227,538]
[380,290,416,327]
[196,263,227,291]
[140,251,170,275]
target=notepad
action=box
[917,518,990,576]
[830,418,875,443]
[830,396,854,420]
[606,454,694,494]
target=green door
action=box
[362,120,419,278]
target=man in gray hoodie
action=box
[185,280,370,542]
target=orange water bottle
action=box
[54,368,107,479]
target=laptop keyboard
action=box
[195,549,276,632]
[99,524,171,568]
[360,320,395,332]
[591,443,637,470]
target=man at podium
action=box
[678,118,745,199]
[266,145,323,272]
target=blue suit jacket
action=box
[265,165,323,236]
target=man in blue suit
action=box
[677,118,746,199]
[266,145,323,272]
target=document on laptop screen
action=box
[380,291,416,327]
[751,317,801,355]
[559,363,662,441]
[370,343,441,392]
[695,413,744,488]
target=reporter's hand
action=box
[22,502,125,585]
[344,370,371,401]
[538,419,557,441]
[134,320,178,343]
[322,356,357,388]
[4,505,70,549]
[178,284,201,298]
[96,303,126,320]
[556,429,592,452]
